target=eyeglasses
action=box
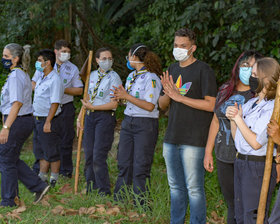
[240,62,252,71]
[125,56,129,61]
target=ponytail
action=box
[22,45,31,73]
[144,51,162,76]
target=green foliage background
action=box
[0,0,279,86]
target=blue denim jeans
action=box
[163,143,206,224]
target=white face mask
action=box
[59,52,70,62]
[98,59,113,72]
[173,46,193,62]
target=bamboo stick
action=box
[257,80,280,223]
[74,50,93,194]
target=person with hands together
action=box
[0,44,50,207]
[203,51,262,224]
[33,49,64,188]
[113,43,162,206]
[77,47,121,195]
[225,57,280,224]
[159,28,217,224]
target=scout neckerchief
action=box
[126,68,148,93]
[89,68,112,104]
[56,64,61,74]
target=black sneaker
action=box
[34,185,50,204]
[50,179,57,188]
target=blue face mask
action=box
[1,58,13,70]
[239,67,252,85]
[126,61,135,70]
[35,61,45,72]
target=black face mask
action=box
[249,76,259,92]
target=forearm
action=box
[32,81,36,91]
[87,100,118,111]
[176,95,215,112]
[230,120,237,140]
[4,101,23,128]
[64,87,83,96]
[234,116,261,150]
[205,114,219,154]
[46,103,59,123]
[159,94,170,111]
[126,94,155,112]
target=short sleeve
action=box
[201,65,217,98]
[143,75,162,105]
[8,75,24,103]
[50,76,63,104]
[71,66,83,88]
[109,73,122,95]
[32,70,42,82]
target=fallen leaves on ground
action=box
[5,199,27,220]
[206,211,225,224]
[59,184,73,194]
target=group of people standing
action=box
[0,27,280,224]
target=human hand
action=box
[162,73,181,102]
[226,103,240,121]
[111,85,129,100]
[204,152,214,173]
[81,99,93,110]
[0,128,9,144]
[267,119,280,145]
[43,121,51,133]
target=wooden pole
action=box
[74,50,93,194]
[257,80,280,223]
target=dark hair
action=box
[37,49,56,67]
[5,43,31,72]
[175,28,196,44]
[95,47,112,58]
[130,43,162,76]
[215,50,263,109]
[54,39,71,50]
[255,57,280,100]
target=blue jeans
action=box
[163,143,206,224]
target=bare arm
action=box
[175,95,216,112]
[0,101,22,144]
[204,113,219,172]
[64,87,83,96]
[32,81,36,91]
[159,94,171,111]
[43,103,59,133]
[81,99,118,111]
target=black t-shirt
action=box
[214,86,254,163]
[164,60,217,147]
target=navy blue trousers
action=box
[234,158,276,224]
[83,111,116,195]
[33,115,62,163]
[0,116,47,206]
[59,102,75,176]
[114,116,158,202]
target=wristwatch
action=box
[3,125,10,130]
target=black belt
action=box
[236,152,275,163]
[62,102,73,107]
[35,114,60,121]
[87,110,115,116]
[18,113,33,117]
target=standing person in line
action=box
[32,40,83,178]
[113,44,162,205]
[0,44,49,207]
[226,57,280,224]
[159,28,217,224]
[76,47,122,195]
[204,50,263,224]
[33,49,64,187]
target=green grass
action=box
[0,114,233,223]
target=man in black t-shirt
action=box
[159,28,217,224]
